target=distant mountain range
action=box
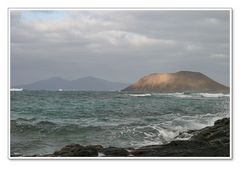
[12,71,229,93]
[13,76,128,91]
[123,71,229,93]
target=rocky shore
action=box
[38,117,230,157]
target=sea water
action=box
[10,91,230,156]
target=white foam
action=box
[153,93,192,98]
[133,124,179,144]
[175,132,194,140]
[173,93,192,98]
[152,92,230,98]
[98,152,105,157]
[129,93,151,97]
[10,88,23,91]
[199,93,229,98]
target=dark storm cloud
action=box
[10,10,230,86]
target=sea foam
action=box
[10,88,23,91]
[129,94,152,97]
[199,93,229,98]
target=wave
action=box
[119,124,180,147]
[119,111,229,147]
[35,121,57,126]
[128,93,152,97]
[10,88,23,91]
[15,118,37,122]
[11,119,57,132]
[11,118,103,135]
[199,93,229,98]
[168,93,192,98]
[151,92,229,98]
[152,92,192,98]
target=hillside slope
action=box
[122,71,229,93]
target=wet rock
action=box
[102,147,129,157]
[132,140,213,157]
[191,117,230,147]
[86,145,103,152]
[52,144,98,157]
[11,152,23,157]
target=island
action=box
[122,71,229,93]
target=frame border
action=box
[8,7,233,160]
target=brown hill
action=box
[122,71,229,93]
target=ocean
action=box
[10,91,230,156]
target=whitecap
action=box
[199,93,229,98]
[153,92,192,98]
[10,88,23,91]
[128,94,151,97]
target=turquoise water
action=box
[10,91,230,156]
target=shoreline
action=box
[14,117,229,157]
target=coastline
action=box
[18,117,229,158]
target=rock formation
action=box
[123,71,229,93]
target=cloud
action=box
[185,44,202,51]
[84,30,176,48]
[209,53,228,59]
[205,18,220,24]
[10,10,230,86]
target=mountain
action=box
[122,71,229,93]
[14,76,128,91]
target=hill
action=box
[122,71,229,93]
[14,76,128,91]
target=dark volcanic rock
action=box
[52,144,99,157]
[132,140,211,157]
[132,118,230,157]
[46,145,129,157]
[190,117,230,148]
[11,152,23,157]
[102,147,129,157]
[86,145,104,152]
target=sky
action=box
[10,10,230,86]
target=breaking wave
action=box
[152,92,229,98]
[10,88,23,92]
[199,93,230,98]
[128,93,152,97]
